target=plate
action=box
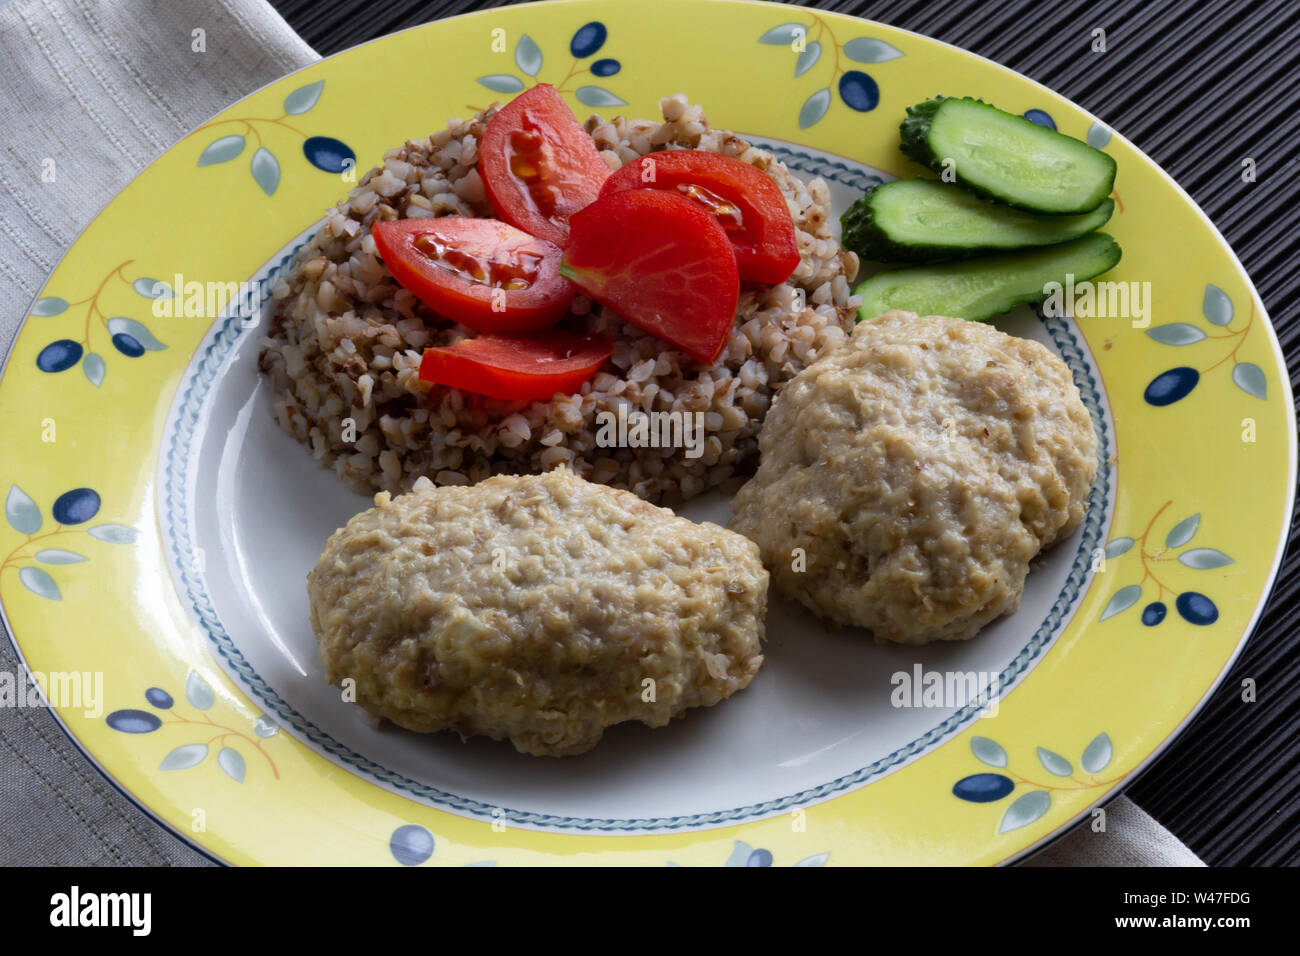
[1,0,1293,866]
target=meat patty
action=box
[307,467,768,756]
[729,311,1098,644]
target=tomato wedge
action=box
[478,84,611,246]
[372,217,574,331]
[599,150,800,284]
[560,190,739,365]
[418,330,613,401]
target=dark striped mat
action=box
[271,0,1300,865]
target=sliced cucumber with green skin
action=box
[841,179,1115,262]
[853,232,1122,323]
[900,97,1117,214]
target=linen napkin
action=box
[0,0,1203,867]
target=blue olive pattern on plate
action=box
[30,261,169,387]
[665,841,829,867]
[388,823,498,866]
[193,79,356,195]
[105,672,281,784]
[1022,108,1057,130]
[757,15,903,129]
[1144,284,1265,405]
[984,109,1113,145]
[477,21,626,108]
[1098,503,1230,627]
[2,485,136,601]
[953,734,1117,834]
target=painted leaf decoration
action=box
[132,277,172,298]
[283,79,325,115]
[250,147,280,196]
[5,485,41,535]
[477,73,525,93]
[185,670,215,711]
[798,88,831,129]
[197,134,245,166]
[1231,362,1266,399]
[794,853,830,867]
[843,37,903,62]
[34,548,87,564]
[1202,284,1233,326]
[217,747,246,783]
[18,567,60,601]
[795,41,822,76]
[998,790,1051,834]
[1081,732,1113,774]
[1146,323,1206,345]
[970,736,1008,768]
[253,715,279,738]
[1178,548,1234,569]
[159,743,208,771]
[758,23,806,44]
[724,841,752,866]
[106,317,167,351]
[1104,537,1133,558]
[88,524,138,544]
[1166,513,1200,548]
[514,34,542,76]
[31,297,68,316]
[1086,121,1112,148]
[1099,584,1141,621]
[82,352,105,387]
[574,85,627,107]
[1036,747,1073,777]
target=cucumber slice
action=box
[901,97,1117,214]
[841,179,1114,262]
[853,232,1122,323]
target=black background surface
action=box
[267,0,1300,865]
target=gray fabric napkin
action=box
[1024,795,1203,867]
[0,0,1203,867]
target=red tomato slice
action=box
[599,150,800,284]
[418,330,613,401]
[560,190,739,365]
[478,84,611,246]
[372,217,574,332]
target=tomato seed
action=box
[507,129,563,220]
[414,234,540,289]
